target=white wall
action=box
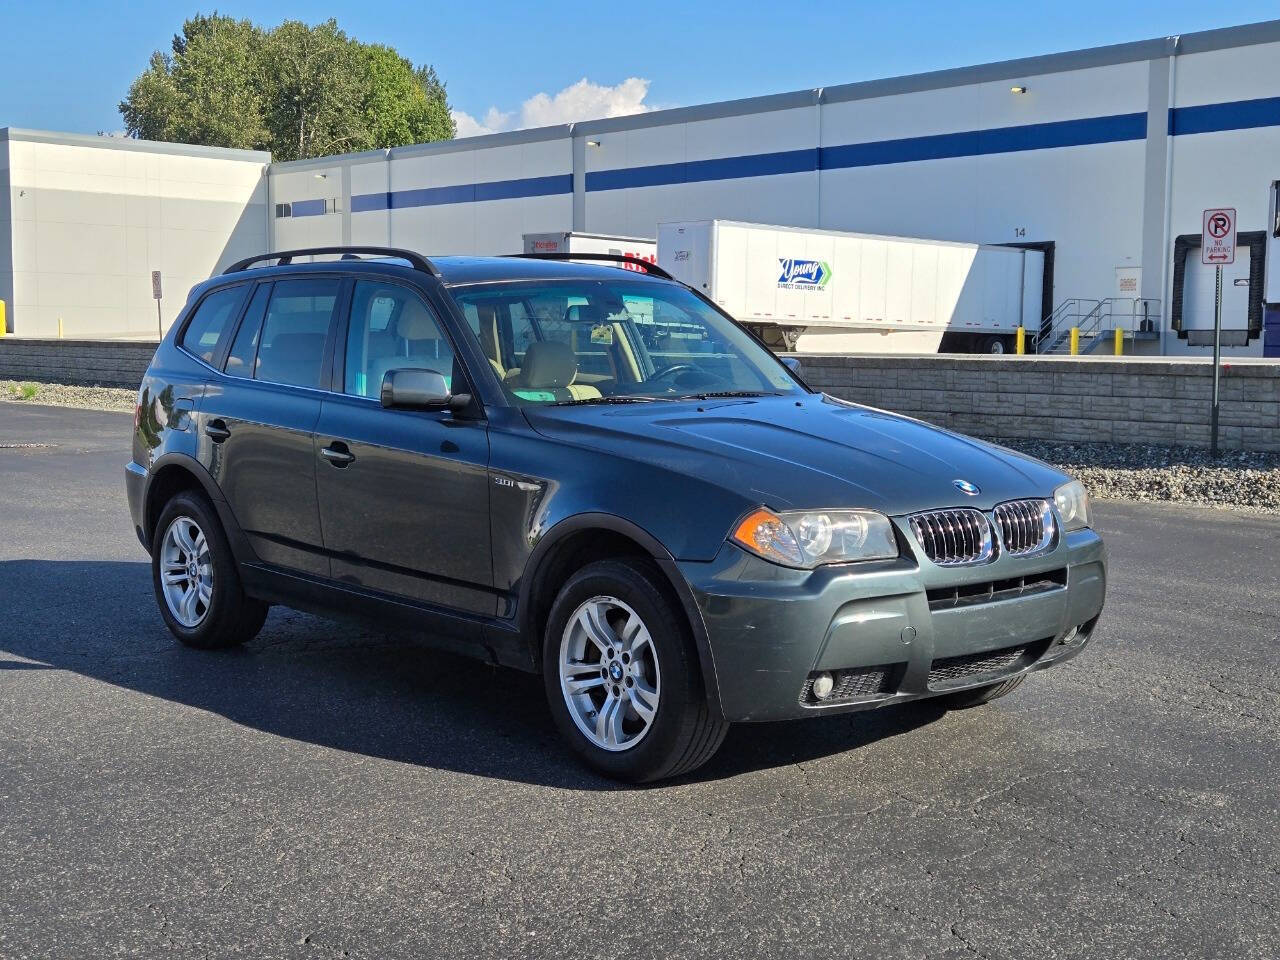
[4,132,268,338]
[1161,39,1280,357]
[583,106,820,235]
[0,142,13,332]
[817,61,1151,313]
[270,134,574,258]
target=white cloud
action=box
[452,107,513,138]
[452,77,652,138]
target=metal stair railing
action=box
[1037,299,1101,353]
[1036,298,1161,354]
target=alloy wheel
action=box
[558,596,662,752]
[160,516,213,628]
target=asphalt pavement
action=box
[1,402,1277,959]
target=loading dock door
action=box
[1181,246,1252,346]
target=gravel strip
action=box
[990,437,1280,513]
[1,380,136,414]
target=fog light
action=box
[1058,626,1079,646]
[812,672,835,700]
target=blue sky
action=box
[2,1,1277,137]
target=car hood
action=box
[523,394,1068,515]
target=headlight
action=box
[1053,480,1091,532]
[730,507,899,568]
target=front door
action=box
[200,277,343,577]
[314,279,495,618]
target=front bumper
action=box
[678,526,1106,722]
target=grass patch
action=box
[7,382,40,401]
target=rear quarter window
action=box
[179,285,248,364]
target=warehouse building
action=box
[0,129,269,339]
[4,19,1280,355]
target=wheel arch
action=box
[518,513,725,719]
[143,453,254,563]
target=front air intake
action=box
[908,508,994,566]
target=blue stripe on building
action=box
[337,173,573,216]
[274,97,1280,217]
[821,112,1147,170]
[585,149,817,192]
[288,198,327,217]
[1168,95,1280,136]
[586,113,1147,192]
[350,192,390,213]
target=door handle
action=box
[320,442,355,467]
[204,419,230,443]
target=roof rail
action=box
[507,251,674,281]
[223,246,441,277]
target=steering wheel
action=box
[648,363,700,383]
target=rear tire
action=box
[151,491,268,650]
[936,673,1026,709]
[979,334,1009,354]
[542,558,728,783]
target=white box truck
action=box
[523,232,657,272]
[657,220,1045,354]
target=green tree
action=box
[119,15,269,150]
[361,48,455,149]
[119,15,454,159]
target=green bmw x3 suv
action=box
[126,247,1106,782]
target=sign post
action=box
[151,271,163,339]
[1201,208,1235,457]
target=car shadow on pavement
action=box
[0,559,947,789]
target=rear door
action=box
[313,278,495,619]
[199,276,345,577]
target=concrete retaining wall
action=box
[795,355,1280,452]
[0,338,157,388]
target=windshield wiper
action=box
[549,395,673,406]
[674,390,784,401]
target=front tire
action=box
[151,491,268,650]
[542,558,728,782]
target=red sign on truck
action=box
[1201,208,1236,265]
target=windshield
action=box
[450,279,804,405]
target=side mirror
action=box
[380,368,471,412]
[780,356,802,376]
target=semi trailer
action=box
[522,232,658,271]
[657,220,1046,354]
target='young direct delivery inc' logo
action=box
[777,258,832,290]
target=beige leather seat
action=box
[367,297,453,391]
[508,340,601,401]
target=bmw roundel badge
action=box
[953,479,981,496]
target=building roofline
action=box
[0,127,270,162]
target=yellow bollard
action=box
[1015,326,1025,355]
[1114,327,1123,356]
[0,299,6,338]
[1069,326,1080,355]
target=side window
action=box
[224,283,271,377]
[179,285,246,364]
[253,278,341,389]
[344,281,455,399]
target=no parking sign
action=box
[1202,208,1236,265]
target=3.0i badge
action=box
[953,479,981,496]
